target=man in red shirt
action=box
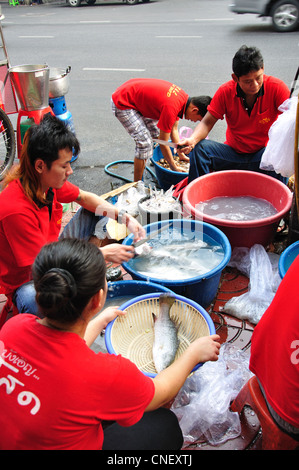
[0,114,145,317]
[250,255,299,440]
[112,78,211,180]
[179,45,290,183]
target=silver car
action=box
[229,0,299,32]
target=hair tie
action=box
[46,268,77,298]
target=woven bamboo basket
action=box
[105,293,215,377]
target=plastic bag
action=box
[260,96,298,177]
[171,343,252,447]
[224,244,280,324]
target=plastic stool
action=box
[231,375,299,450]
[17,107,54,158]
[0,295,18,329]
[9,0,19,5]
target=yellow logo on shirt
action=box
[259,117,271,125]
[167,84,181,98]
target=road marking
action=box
[79,21,111,23]
[83,67,146,72]
[19,35,54,38]
[156,36,202,38]
[194,18,234,21]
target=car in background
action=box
[229,0,299,32]
[68,0,150,6]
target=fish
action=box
[152,293,180,373]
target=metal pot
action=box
[49,66,71,98]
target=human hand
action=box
[126,215,146,242]
[100,306,126,328]
[189,334,221,363]
[177,137,196,156]
[101,243,135,263]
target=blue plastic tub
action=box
[105,292,216,377]
[151,145,187,191]
[106,279,172,305]
[278,241,299,278]
[122,219,231,308]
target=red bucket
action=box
[183,170,293,248]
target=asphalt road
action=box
[1,0,298,194]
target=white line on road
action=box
[19,36,54,38]
[156,36,202,38]
[83,68,146,72]
[79,21,111,23]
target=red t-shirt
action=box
[208,75,290,153]
[0,179,80,294]
[112,78,189,133]
[249,256,299,428]
[0,314,155,450]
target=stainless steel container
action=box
[49,66,71,98]
[9,64,50,111]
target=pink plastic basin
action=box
[183,170,293,248]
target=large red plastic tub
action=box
[183,170,293,248]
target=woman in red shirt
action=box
[0,114,145,316]
[0,238,220,450]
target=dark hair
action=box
[32,238,106,324]
[27,113,80,169]
[190,95,212,117]
[2,114,80,204]
[232,45,264,78]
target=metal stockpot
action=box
[49,66,71,98]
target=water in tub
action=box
[196,196,277,221]
[130,226,225,280]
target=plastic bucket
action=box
[122,219,231,308]
[9,64,50,111]
[138,195,181,225]
[106,279,172,305]
[183,170,293,249]
[151,145,187,191]
[105,292,216,377]
[278,241,299,278]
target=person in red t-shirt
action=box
[0,238,220,450]
[0,114,145,317]
[178,45,290,183]
[112,78,211,180]
[249,255,299,441]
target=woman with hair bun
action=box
[0,238,220,450]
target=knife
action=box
[153,138,184,149]
[133,222,172,248]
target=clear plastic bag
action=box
[224,244,280,324]
[260,96,298,178]
[172,343,252,446]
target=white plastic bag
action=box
[224,244,280,324]
[172,343,252,447]
[260,96,298,178]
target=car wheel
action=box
[126,0,139,4]
[67,0,81,6]
[270,0,299,31]
[86,0,96,4]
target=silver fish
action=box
[152,293,179,373]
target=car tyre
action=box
[126,0,139,4]
[270,0,299,31]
